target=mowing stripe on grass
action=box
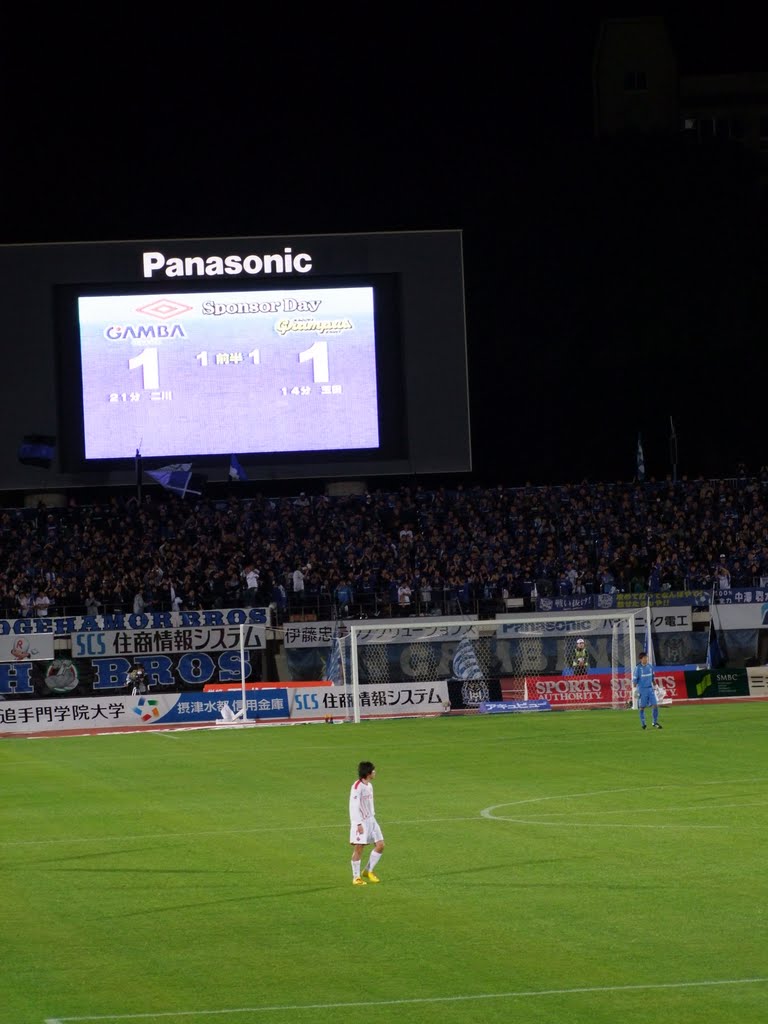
[9,778,768,850]
[1,817,485,848]
[43,976,768,1023]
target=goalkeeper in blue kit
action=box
[633,651,661,730]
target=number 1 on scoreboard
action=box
[128,347,160,390]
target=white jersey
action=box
[350,778,375,823]
[349,778,383,845]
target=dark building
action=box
[593,15,768,188]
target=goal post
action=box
[341,612,639,722]
[345,620,453,724]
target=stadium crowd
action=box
[1,471,767,623]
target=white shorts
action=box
[350,817,384,846]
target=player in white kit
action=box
[349,760,385,885]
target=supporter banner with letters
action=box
[0,650,264,698]
[0,633,55,663]
[0,606,269,638]
[537,591,709,612]
[87,649,264,693]
[714,588,768,607]
[535,596,594,612]
[613,591,709,609]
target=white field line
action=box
[482,783,768,827]
[43,976,768,1023]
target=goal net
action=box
[337,612,639,722]
[496,611,638,711]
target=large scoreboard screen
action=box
[62,278,399,461]
[0,231,470,488]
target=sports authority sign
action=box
[502,671,688,706]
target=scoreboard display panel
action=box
[68,280,389,461]
[0,231,470,487]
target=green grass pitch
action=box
[2,702,767,1024]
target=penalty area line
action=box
[43,976,768,1022]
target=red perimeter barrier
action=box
[502,670,688,706]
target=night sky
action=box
[1,8,765,489]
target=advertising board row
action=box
[1,667,763,735]
[500,668,754,706]
[0,682,451,736]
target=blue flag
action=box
[643,609,656,665]
[229,454,248,482]
[146,463,204,497]
[18,434,56,468]
[636,434,645,482]
[452,635,482,680]
[706,607,723,670]
[325,631,345,686]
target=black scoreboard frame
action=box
[0,230,470,489]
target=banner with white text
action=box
[0,606,269,638]
[501,670,688,707]
[0,649,265,699]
